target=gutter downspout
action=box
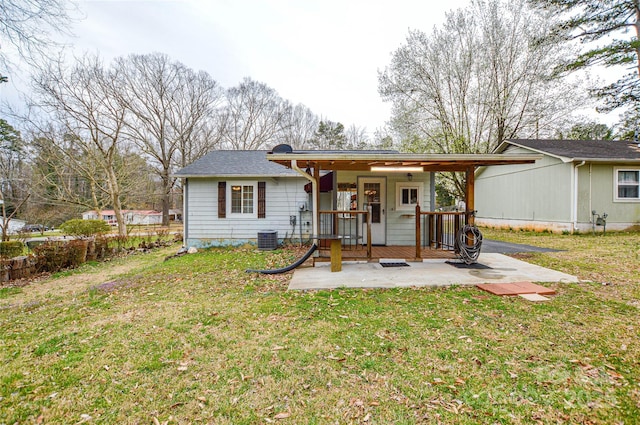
[291,160,319,243]
[183,179,188,245]
[573,161,586,232]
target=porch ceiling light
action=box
[370,166,424,172]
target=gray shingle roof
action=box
[174,150,301,177]
[504,139,640,161]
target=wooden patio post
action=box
[415,204,421,259]
[465,166,475,226]
[314,164,321,236]
[366,205,372,259]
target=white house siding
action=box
[185,176,309,248]
[475,148,573,231]
[335,170,431,246]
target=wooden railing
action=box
[318,210,371,258]
[415,205,470,258]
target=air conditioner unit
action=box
[257,230,278,250]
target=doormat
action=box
[445,261,492,269]
[380,262,410,268]
[476,281,556,296]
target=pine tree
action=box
[530,0,640,110]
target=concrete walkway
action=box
[288,253,578,290]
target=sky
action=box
[1,0,472,134]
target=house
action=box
[175,147,540,254]
[0,218,26,235]
[82,210,163,226]
[475,139,640,232]
[174,150,311,248]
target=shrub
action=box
[33,241,67,273]
[0,241,24,258]
[59,219,110,238]
[67,239,89,267]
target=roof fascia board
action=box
[171,173,303,179]
[503,140,573,163]
[267,152,542,163]
[571,158,640,164]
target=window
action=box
[395,182,423,211]
[223,181,265,218]
[231,184,254,214]
[337,182,357,217]
[615,169,640,201]
[225,181,263,218]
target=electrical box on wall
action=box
[298,201,307,211]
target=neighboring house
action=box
[175,148,539,249]
[0,218,26,235]
[82,210,163,226]
[168,209,182,222]
[475,139,640,232]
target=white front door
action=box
[359,177,386,245]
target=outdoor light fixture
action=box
[407,173,413,181]
[370,166,423,172]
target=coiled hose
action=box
[456,225,483,265]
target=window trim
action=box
[614,167,640,202]
[395,182,424,211]
[227,181,258,218]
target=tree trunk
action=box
[106,167,127,236]
[161,169,171,227]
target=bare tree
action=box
[344,124,370,149]
[172,69,225,168]
[220,78,291,150]
[0,0,78,81]
[29,126,155,219]
[114,53,223,225]
[30,129,113,215]
[30,55,129,236]
[280,102,319,149]
[379,0,584,197]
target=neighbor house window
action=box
[615,169,640,200]
[231,183,255,214]
[396,182,423,211]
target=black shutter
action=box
[258,181,266,219]
[218,181,226,218]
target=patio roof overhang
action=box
[266,149,542,243]
[266,152,542,172]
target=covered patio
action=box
[267,146,541,266]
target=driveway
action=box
[480,239,561,254]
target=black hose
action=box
[456,225,483,265]
[246,244,317,274]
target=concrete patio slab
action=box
[288,253,578,290]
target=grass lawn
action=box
[1,230,639,424]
